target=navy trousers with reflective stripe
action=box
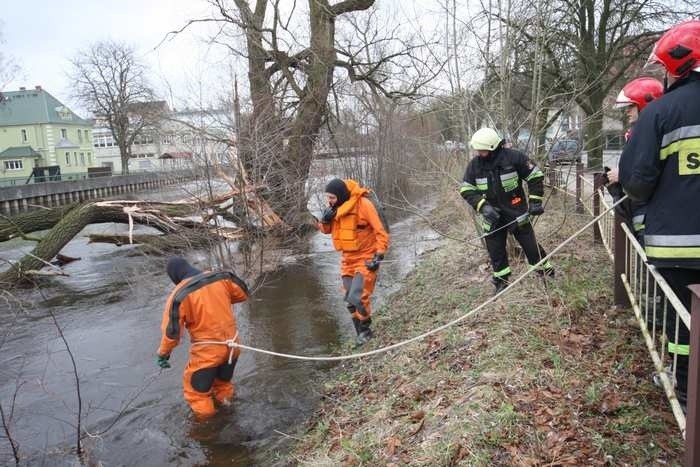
[484,221,547,280]
[659,268,700,399]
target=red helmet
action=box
[646,20,700,78]
[615,77,664,111]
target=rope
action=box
[216,196,627,362]
[192,332,239,364]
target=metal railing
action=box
[619,221,689,435]
[545,164,699,463]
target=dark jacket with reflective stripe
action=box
[607,122,647,234]
[460,146,544,220]
[619,72,700,268]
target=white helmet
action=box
[470,128,502,151]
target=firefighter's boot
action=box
[493,276,509,295]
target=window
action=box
[21,129,28,143]
[78,130,83,144]
[80,152,85,165]
[65,152,71,165]
[84,130,90,142]
[87,152,92,165]
[4,160,23,170]
[61,128,67,139]
[74,152,78,166]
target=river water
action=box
[0,178,440,466]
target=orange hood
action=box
[335,179,368,217]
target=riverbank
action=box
[285,192,683,465]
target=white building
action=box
[92,105,233,173]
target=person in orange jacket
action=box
[318,178,390,344]
[156,257,249,419]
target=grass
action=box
[283,191,684,466]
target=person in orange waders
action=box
[318,178,390,345]
[156,257,249,419]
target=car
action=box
[547,139,581,164]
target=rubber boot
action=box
[493,276,509,295]
[536,267,555,278]
[351,317,362,335]
[355,318,373,345]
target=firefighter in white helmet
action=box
[460,128,554,294]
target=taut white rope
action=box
[208,198,626,362]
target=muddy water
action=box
[0,180,440,466]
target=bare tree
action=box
[70,41,159,175]
[499,0,693,167]
[164,0,434,228]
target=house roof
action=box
[0,146,41,159]
[0,88,91,127]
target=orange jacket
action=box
[319,179,389,256]
[158,272,248,357]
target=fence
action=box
[546,163,700,465]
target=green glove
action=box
[157,354,171,369]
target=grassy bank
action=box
[286,191,683,466]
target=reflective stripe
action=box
[645,234,700,246]
[529,194,544,200]
[632,215,645,232]
[525,167,544,181]
[500,172,519,192]
[460,182,478,194]
[493,266,511,278]
[660,137,700,162]
[660,124,700,148]
[645,246,700,259]
[500,171,518,181]
[476,198,487,212]
[668,342,690,356]
[481,221,491,232]
[516,213,530,225]
[530,260,553,270]
[476,177,488,190]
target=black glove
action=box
[157,354,171,369]
[480,204,501,226]
[365,253,384,272]
[528,201,544,216]
[320,207,336,224]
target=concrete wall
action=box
[0,170,192,215]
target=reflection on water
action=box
[0,181,441,466]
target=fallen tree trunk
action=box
[0,194,283,285]
[0,204,78,242]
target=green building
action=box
[0,86,95,185]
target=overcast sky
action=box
[2,0,233,115]
[2,1,444,116]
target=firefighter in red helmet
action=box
[618,20,700,409]
[606,77,664,243]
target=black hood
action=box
[324,178,350,206]
[166,257,202,284]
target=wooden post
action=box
[613,210,631,307]
[575,162,584,214]
[592,172,604,244]
[686,285,700,467]
[548,165,556,194]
